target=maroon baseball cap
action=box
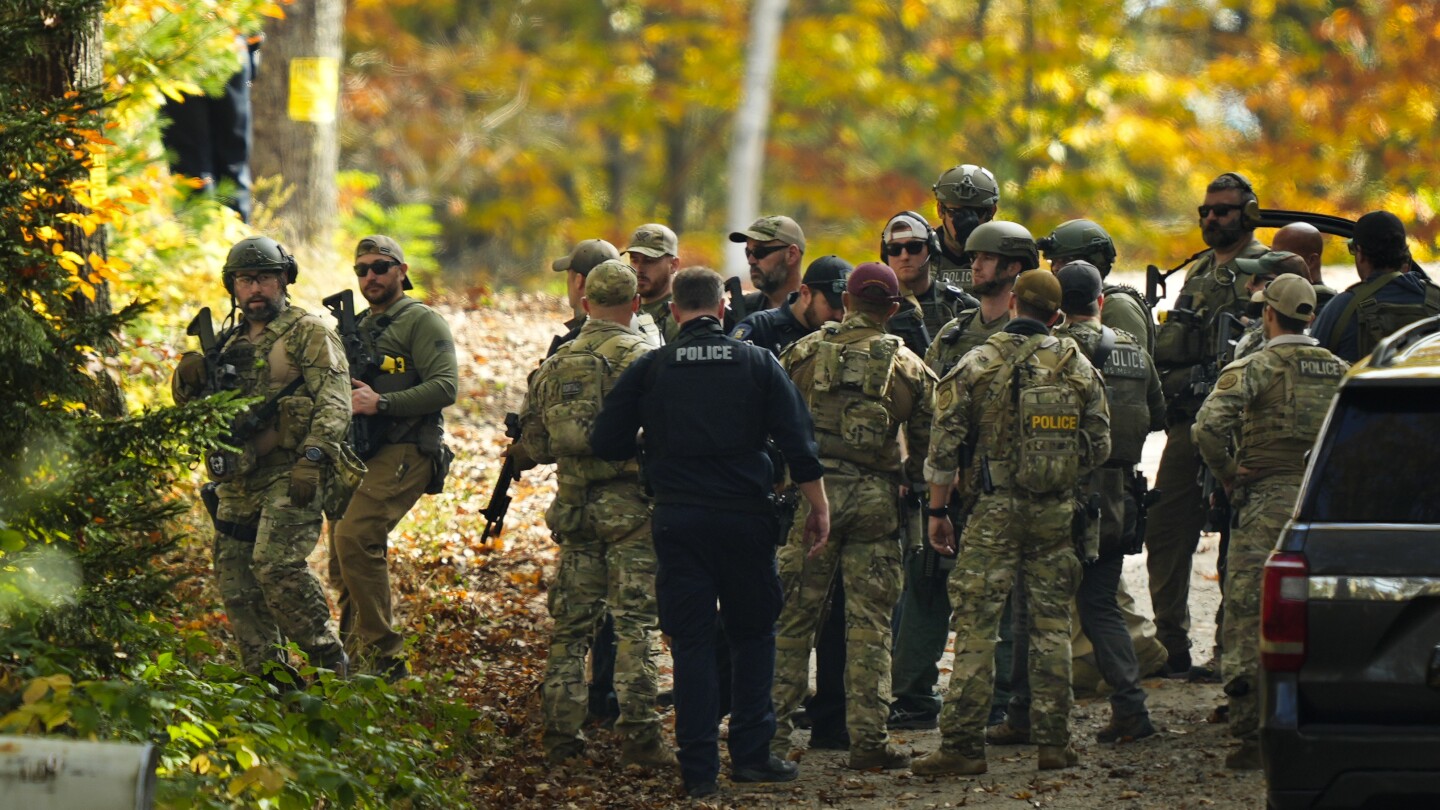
[847,262,901,303]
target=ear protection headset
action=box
[879,211,942,264]
[1215,171,1262,228]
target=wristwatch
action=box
[303,446,325,463]
[377,395,391,414]
[923,504,949,518]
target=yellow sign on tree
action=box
[288,56,338,124]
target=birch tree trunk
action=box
[724,0,789,280]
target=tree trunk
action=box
[725,0,789,280]
[251,0,344,249]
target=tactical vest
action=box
[928,308,1009,378]
[537,330,641,489]
[1241,345,1344,457]
[1329,271,1440,358]
[929,244,973,291]
[1062,325,1151,466]
[209,307,315,478]
[1102,283,1156,354]
[1154,249,1253,370]
[807,326,903,471]
[978,335,1086,496]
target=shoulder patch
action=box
[936,382,956,411]
[1216,371,1240,391]
[731,323,752,341]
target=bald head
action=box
[1271,223,1324,283]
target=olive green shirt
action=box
[361,295,459,417]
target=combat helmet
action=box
[223,236,297,291]
[965,221,1039,270]
[1037,219,1117,275]
[932,164,1000,207]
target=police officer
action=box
[1147,171,1269,677]
[730,253,852,750]
[1230,250,1304,360]
[771,262,935,771]
[1270,223,1337,314]
[729,215,807,313]
[889,220,1030,733]
[1193,274,1347,770]
[548,238,624,355]
[881,212,977,355]
[1311,210,1440,362]
[930,163,1001,290]
[729,254,850,354]
[173,236,352,679]
[591,267,831,799]
[625,224,682,341]
[1039,218,1155,353]
[326,236,458,680]
[519,261,673,769]
[989,262,1163,746]
[913,269,1110,776]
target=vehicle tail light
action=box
[1261,551,1308,672]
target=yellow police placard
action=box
[288,57,338,124]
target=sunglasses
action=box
[354,260,398,277]
[939,205,979,219]
[1346,239,1358,256]
[1197,203,1243,218]
[745,243,788,261]
[885,241,927,257]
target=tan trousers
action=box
[327,441,429,666]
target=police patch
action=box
[560,381,582,400]
[731,324,752,341]
[1216,371,1239,391]
[937,384,955,412]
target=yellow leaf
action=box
[22,679,50,705]
[260,2,287,19]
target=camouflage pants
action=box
[213,471,343,675]
[1222,475,1301,741]
[772,473,902,755]
[939,491,1081,756]
[541,479,661,753]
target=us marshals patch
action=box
[731,323,752,341]
[937,383,956,411]
[1216,371,1240,391]
[560,381,582,400]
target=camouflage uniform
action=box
[1147,238,1267,664]
[771,312,935,758]
[205,306,352,674]
[1193,334,1346,743]
[521,315,663,757]
[640,295,678,342]
[925,327,1110,757]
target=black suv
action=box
[1261,315,1440,809]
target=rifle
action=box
[1194,310,1245,532]
[1127,470,1161,555]
[323,290,382,458]
[725,275,748,324]
[186,307,241,395]
[482,412,523,538]
[888,305,931,356]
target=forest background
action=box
[2,0,1439,808]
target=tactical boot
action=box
[1225,739,1262,770]
[985,718,1032,745]
[888,706,939,730]
[847,744,911,771]
[911,749,988,776]
[808,729,851,750]
[1096,712,1157,743]
[621,736,677,770]
[312,648,349,679]
[545,741,586,766]
[1037,744,1079,770]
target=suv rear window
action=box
[1300,386,1440,523]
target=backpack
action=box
[983,334,1086,496]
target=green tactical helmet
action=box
[932,163,1000,207]
[964,221,1039,269]
[223,236,297,286]
[1038,219,1117,275]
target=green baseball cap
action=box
[728,215,806,252]
[552,238,621,274]
[584,260,639,306]
[625,223,679,258]
[1234,250,1303,277]
[1252,273,1317,322]
[1013,269,1062,313]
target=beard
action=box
[1202,220,1246,250]
[971,270,1017,297]
[244,297,282,322]
[754,264,787,295]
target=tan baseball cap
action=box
[1252,272,1318,322]
[1013,269,1063,313]
[584,260,639,307]
[728,215,806,252]
[625,223,679,258]
[552,238,621,274]
[355,235,412,290]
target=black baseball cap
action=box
[801,255,852,305]
[1055,260,1102,310]
[1352,211,1407,254]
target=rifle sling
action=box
[1324,271,1403,349]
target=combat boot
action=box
[1037,744,1079,770]
[847,744,911,771]
[911,749,988,776]
[621,736,677,770]
[985,717,1031,745]
[1225,738,1262,770]
[1096,712,1157,743]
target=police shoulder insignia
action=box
[936,383,956,411]
[1216,371,1240,391]
[731,324,752,341]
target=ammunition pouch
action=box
[417,417,454,495]
[321,443,369,520]
[275,396,314,451]
[202,483,259,543]
[1154,308,1204,367]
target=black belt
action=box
[654,493,775,516]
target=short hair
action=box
[1206,172,1258,207]
[1061,299,1100,318]
[1274,311,1309,333]
[672,266,724,311]
[847,296,893,319]
[1016,299,1055,322]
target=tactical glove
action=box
[288,458,322,507]
[172,351,207,404]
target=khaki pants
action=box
[1143,422,1207,660]
[327,442,430,666]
